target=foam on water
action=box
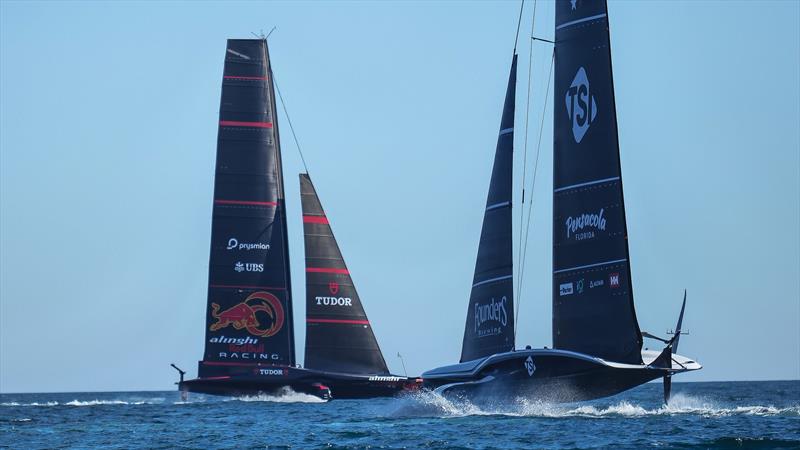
[231,387,327,404]
[390,390,800,419]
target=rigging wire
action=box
[516,49,555,332]
[514,0,538,342]
[513,0,525,54]
[272,73,311,176]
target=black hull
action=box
[423,349,698,404]
[181,364,420,400]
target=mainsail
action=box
[300,174,389,374]
[460,55,518,363]
[552,0,642,364]
[201,39,296,369]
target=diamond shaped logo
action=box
[525,355,536,377]
[565,67,598,143]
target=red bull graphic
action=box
[209,291,285,338]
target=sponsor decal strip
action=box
[553,258,628,274]
[556,13,607,31]
[553,176,620,193]
[307,318,370,325]
[486,201,511,212]
[214,199,277,207]
[223,75,267,80]
[203,361,284,367]
[499,127,514,136]
[306,267,349,274]
[472,274,513,288]
[303,215,329,224]
[219,120,273,128]
[209,284,287,290]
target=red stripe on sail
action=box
[223,76,267,80]
[219,120,273,128]
[209,284,287,290]
[303,215,329,224]
[214,200,277,207]
[307,318,370,325]
[306,267,349,274]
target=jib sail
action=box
[300,173,389,374]
[201,39,296,371]
[552,0,642,364]
[460,55,517,363]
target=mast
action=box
[552,0,642,364]
[200,39,296,369]
[300,174,389,374]
[460,54,518,363]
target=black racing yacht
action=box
[423,0,700,404]
[174,39,420,400]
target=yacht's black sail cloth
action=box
[460,55,517,363]
[201,39,296,370]
[552,0,642,364]
[300,174,390,374]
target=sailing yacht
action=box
[175,39,420,400]
[423,0,701,404]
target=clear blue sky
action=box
[1,1,798,393]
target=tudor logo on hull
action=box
[474,296,508,337]
[565,67,598,143]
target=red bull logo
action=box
[209,291,285,337]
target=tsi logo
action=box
[565,66,598,143]
[234,261,264,273]
[559,282,574,296]
[524,355,536,377]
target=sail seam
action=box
[553,176,620,193]
[499,127,514,135]
[556,13,607,31]
[553,258,627,274]
[472,274,513,288]
[486,201,511,211]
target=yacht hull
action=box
[423,348,700,403]
[180,363,421,400]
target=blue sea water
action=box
[1,381,798,449]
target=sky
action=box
[1,0,798,393]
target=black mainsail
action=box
[552,0,642,364]
[201,39,296,370]
[300,174,390,375]
[460,55,518,363]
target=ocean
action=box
[2,381,798,449]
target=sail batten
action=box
[300,174,390,375]
[552,0,642,365]
[460,55,518,363]
[200,39,296,372]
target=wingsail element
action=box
[460,55,518,363]
[201,39,296,370]
[552,0,642,364]
[300,174,390,375]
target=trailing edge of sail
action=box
[300,174,389,375]
[460,55,517,363]
[552,0,642,364]
[201,39,296,371]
